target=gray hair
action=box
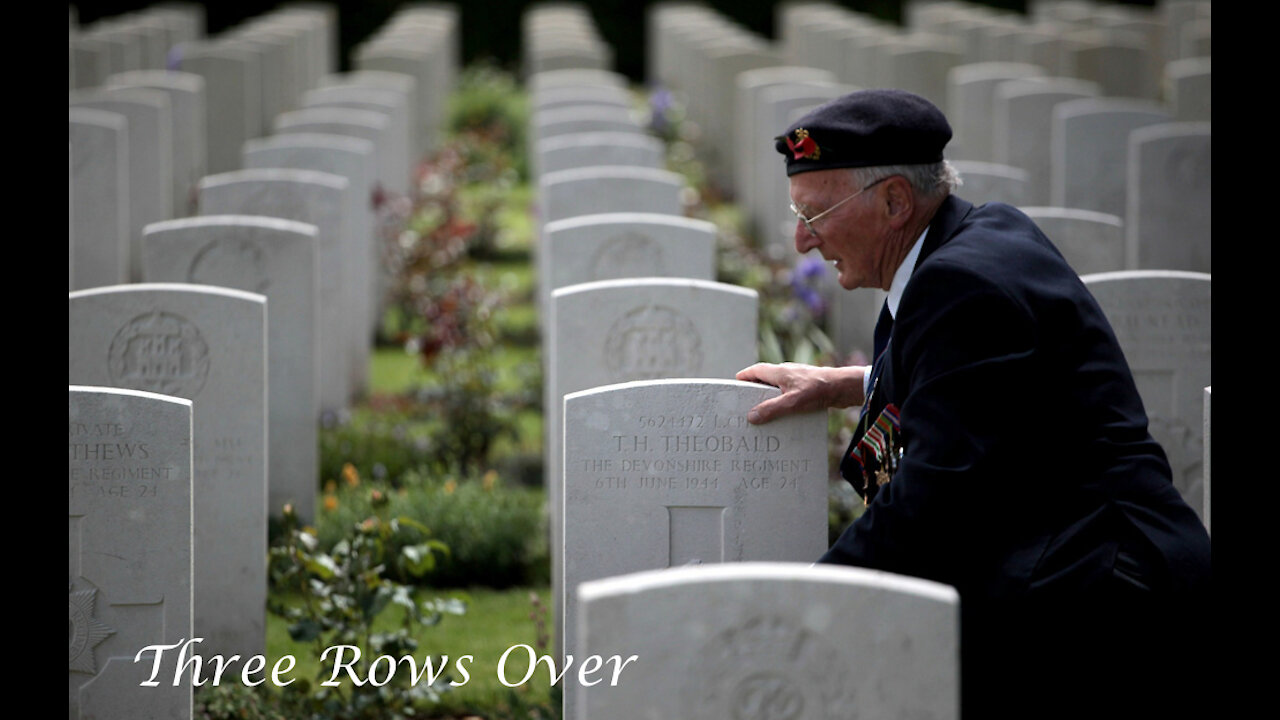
[850,160,961,200]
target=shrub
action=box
[311,471,548,589]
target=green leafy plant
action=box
[266,501,463,719]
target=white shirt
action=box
[863,227,929,395]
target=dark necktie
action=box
[873,300,892,362]
[861,301,893,421]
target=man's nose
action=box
[795,221,819,254]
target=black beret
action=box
[774,89,952,176]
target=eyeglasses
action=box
[789,176,890,238]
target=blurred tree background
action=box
[73,0,1160,82]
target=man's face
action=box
[789,169,886,291]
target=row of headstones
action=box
[67,11,462,718]
[68,2,204,88]
[67,381,960,719]
[647,3,779,193]
[778,0,1209,113]
[522,2,614,79]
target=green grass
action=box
[266,586,557,718]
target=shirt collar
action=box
[886,227,929,319]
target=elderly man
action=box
[737,90,1210,715]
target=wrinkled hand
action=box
[735,362,867,424]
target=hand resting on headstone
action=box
[736,362,866,424]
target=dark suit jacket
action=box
[823,195,1210,712]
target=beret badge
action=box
[785,128,820,160]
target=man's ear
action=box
[882,176,914,228]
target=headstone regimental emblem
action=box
[682,614,848,719]
[69,585,116,674]
[108,311,211,397]
[604,305,702,379]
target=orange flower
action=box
[323,495,338,512]
[443,478,457,495]
[324,480,337,494]
[342,463,360,487]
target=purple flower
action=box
[796,254,828,281]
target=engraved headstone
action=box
[547,280,759,659]
[69,107,130,290]
[143,215,319,521]
[1126,122,1211,273]
[1081,270,1210,520]
[69,283,267,660]
[562,381,830,719]
[1019,207,1124,276]
[539,212,717,316]
[198,167,352,411]
[576,563,960,720]
[1050,98,1171,218]
[69,385,193,720]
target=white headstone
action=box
[1125,122,1211,273]
[198,167,353,411]
[1019,207,1125,276]
[576,562,960,720]
[69,107,131,290]
[952,161,1030,206]
[104,69,206,217]
[540,166,685,226]
[69,385,193,720]
[734,66,839,211]
[536,132,665,177]
[992,78,1099,205]
[301,85,412,195]
[1050,98,1171,218]
[547,279,759,656]
[242,134,378,400]
[562,380,830,719]
[180,42,260,174]
[539,212,717,321]
[946,62,1045,161]
[69,86,174,281]
[1081,270,1210,521]
[69,283,267,660]
[1166,57,1211,122]
[143,215,320,522]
